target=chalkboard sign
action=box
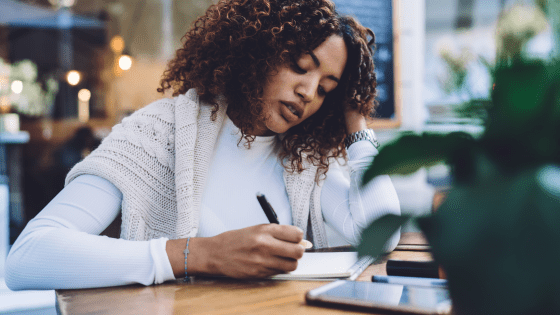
[334,0,401,128]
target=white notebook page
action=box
[271,252,372,280]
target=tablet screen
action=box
[306,280,452,314]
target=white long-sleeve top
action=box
[6,117,400,290]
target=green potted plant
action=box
[358,57,560,314]
[359,2,560,312]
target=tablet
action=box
[306,280,452,315]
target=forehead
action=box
[309,35,347,77]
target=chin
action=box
[264,116,294,135]
[265,126,289,135]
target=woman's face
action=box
[255,35,348,136]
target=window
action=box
[424,0,554,125]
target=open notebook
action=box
[271,251,374,281]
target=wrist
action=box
[166,237,213,277]
[345,129,379,150]
[345,110,368,134]
[187,237,215,275]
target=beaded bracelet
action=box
[183,237,190,282]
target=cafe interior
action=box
[1,0,559,314]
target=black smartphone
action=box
[305,280,452,315]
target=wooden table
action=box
[56,233,432,315]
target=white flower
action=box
[497,5,548,38]
[436,36,458,58]
[496,4,549,58]
[0,58,58,116]
[46,77,59,93]
[11,60,38,82]
[11,81,47,116]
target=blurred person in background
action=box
[53,126,101,175]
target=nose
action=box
[295,82,315,103]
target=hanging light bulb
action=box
[66,70,81,86]
[118,51,133,71]
[110,35,125,54]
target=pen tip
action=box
[299,239,313,249]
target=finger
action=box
[265,224,304,243]
[235,258,296,278]
[263,256,299,273]
[254,267,289,279]
[264,237,305,260]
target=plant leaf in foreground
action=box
[357,214,411,259]
[362,132,474,186]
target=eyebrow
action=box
[308,51,340,83]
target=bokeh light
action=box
[110,36,125,54]
[11,80,23,94]
[78,89,91,102]
[118,55,133,71]
[48,0,75,8]
[0,76,8,90]
[66,70,81,86]
[0,96,10,113]
[61,0,75,7]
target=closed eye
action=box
[291,55,332,97]
[318,85,326,96]
[289,55,307,73]
[291,61,307,74]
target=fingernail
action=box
[299,239,313,249]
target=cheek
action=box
[306,101,325,118]
[262,75,281,98]
[264,70,293,97]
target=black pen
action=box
[255,193,313,249]
[256,193,280,224]
[372,275,447,288]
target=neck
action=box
[226,108,275,137]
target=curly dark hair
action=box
[159,0,377,180]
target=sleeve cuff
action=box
[347,141,379,170]
[150,237,176,284]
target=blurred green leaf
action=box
[419,165,560,315]
[362,132,474,185]
[357,214,410,259]
[481,60,560,172]
[358,58,560,315]
[490,60,554,131]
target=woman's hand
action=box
[166,224,305,279]
[344,107,369,134]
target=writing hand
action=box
[205,224,305,278]
[166,224,305,279]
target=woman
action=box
[6,0,400,290]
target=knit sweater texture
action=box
[66,89,329,247]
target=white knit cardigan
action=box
[66,89,329,247]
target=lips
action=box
[281,101,303,119]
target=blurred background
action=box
[0,0,556,313]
